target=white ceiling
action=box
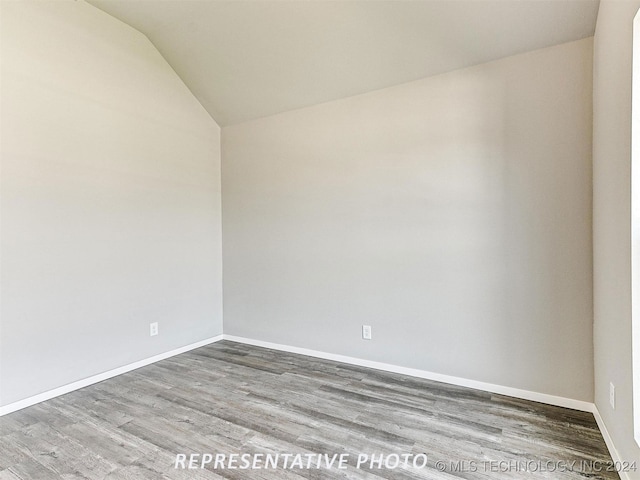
[87,0,600,126]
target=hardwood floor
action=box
[0,341,621,479]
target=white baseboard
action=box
[1,332,629,479]
[0,335,224,417]
[222,334,594,412]
[592,406,633,480]
[0,333,594,416]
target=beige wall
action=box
[593,0,640,471]
[0,0,223,406]
[222,39,594,402]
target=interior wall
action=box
[593,0,640,470]
[0,0,223,406]
[222,38,594,402]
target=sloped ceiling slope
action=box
[87,0,599,126]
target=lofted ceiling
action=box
[87,0,600,126]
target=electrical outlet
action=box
[362,325,372,340]
[610,382,615,409]
[150,322,159,337]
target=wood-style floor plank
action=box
[0,341,621,479]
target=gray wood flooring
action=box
[0,341,621,479]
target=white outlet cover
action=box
[150,322,159,337]
[362,325,372,340]
[609,382,615,409]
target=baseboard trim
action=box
[222,334,593,412]
[592,406,633,480]
[0,334,224,417]
[0,332,630,476]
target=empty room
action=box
[1,0,640,478]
